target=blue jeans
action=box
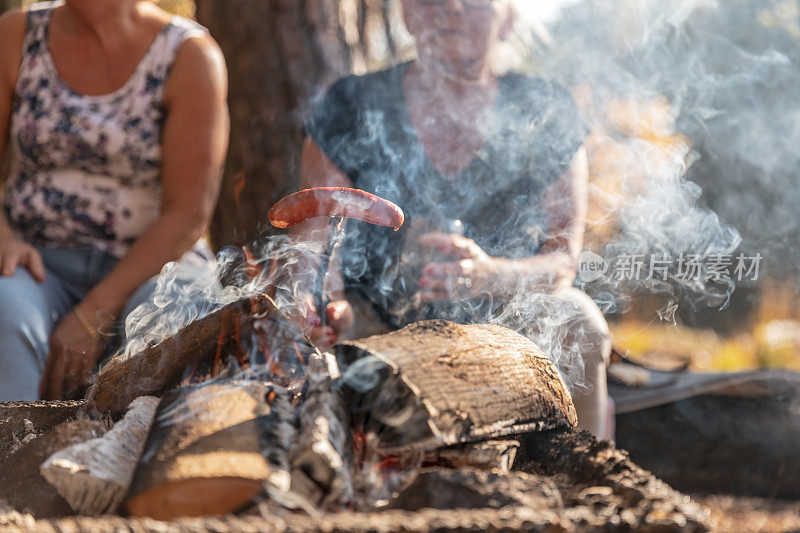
[0,247,162,401]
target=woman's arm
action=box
[40,34,229,399]
[0,10,46,281]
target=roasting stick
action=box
[268,187,404,325]
[313,215,345,327]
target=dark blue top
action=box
[305,62,585,327]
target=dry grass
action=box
[611,319,800,372]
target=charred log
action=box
[388,467,562,511]
[86,294,316,419]
[286,353,354,512]
[514,428,710,531]
[422,440,519,473]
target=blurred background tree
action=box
[194,0,408,248]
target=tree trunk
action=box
[195,0,403,249]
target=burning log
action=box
[39,397,159,515]
[86,294,316,419]
[335,320,577,453]
[123,381,294,521]
[0,420,106,518]
[286,352,354,512]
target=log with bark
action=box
[124,381,295,521]
[86,294,317,419]
[40,396,159,516]
[335,320,578,453]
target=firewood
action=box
[336,320,578,453]
[86,294,314,419]
[286,352,353,512]
[388,468,563,511]
[424,440,520,473]
[39,397,159,515]
[0,420,105,518]
[123,381,295,521]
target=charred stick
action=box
[314,216,345,326]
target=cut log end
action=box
[123,477,264,520]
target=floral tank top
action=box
[4,1,209,258]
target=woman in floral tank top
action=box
[0,0,229,400]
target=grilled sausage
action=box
[268,187,405,230]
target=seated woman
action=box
[294,0,612,438]
[0,0,228,400]
[297,0,611,437]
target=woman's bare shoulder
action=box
[0,9,27,90]
[163,31,226,106]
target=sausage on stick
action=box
[268,187,405,327]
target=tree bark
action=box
[40,397,159,516]
[195,0,403,249]
[195,0,349,248]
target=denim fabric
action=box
[0,246,205,401]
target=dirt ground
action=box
[697,494,800,533]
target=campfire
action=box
[0,190,709,530]
[0,314,709,531]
